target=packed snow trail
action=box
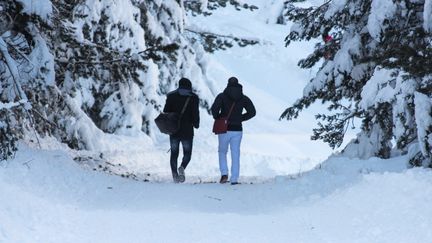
[3,1,432,242]
[88,0,350,180]
[1,144,432,243]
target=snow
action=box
[16,0,52,22]
[62,94,106,151]
[414,91,432,162]
[83,0,338,181]
[72,0,146,52]
[424,0,432,32]
[359,67,394,110]
[367,0,396,40]
[2,143,432,242]
[3,1,431,242]
[303,61,334,96]
[325,0,347,20]
[0,37,29,107]
[342,124,390,160]
[27,33,55,86]
[359,68,418,111]
[0,100,28,110]
[332,32,361,86]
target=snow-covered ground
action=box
[3,1,430,242]
[80,0,351,182]
[2,143,432,243]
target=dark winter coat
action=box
[211,82,256,131]
[163,88,200,139]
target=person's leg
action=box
[170,137,181,182]
[180,138,193,169]
[218,133,230,179]
[177,138,193,183]
[229,131,243,183]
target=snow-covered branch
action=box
[0,37,29,107]
[185,28,260,43]
[0,99,28,110]
[67,44,179,66]
[282,0,432,163]
[185,27,260,52]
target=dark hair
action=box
[179,78,192,89]
[228,77,238,84]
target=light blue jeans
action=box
[218,131,243,183]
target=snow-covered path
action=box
[93,0,344,181]
[2,145,432,243]
[3,1,432,242]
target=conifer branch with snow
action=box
[0,0,256,160]
[280,0,432,165]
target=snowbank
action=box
[1,144,432,243]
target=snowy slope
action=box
[73,0,349,182]
[4,1,430,242]
[2,144,432,243]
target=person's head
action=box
[224,76,243,100]
[179,77,192,90]
[227,77,242,88]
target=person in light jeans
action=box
[211,77,256,185]
[218,131,243,184]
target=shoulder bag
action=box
[212,102,235,134]
[155,97,191,135]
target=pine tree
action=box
[0,0,201,156]
[280,0,432,165]
[0,0,260,160]
[0,0,56,159]
[52,0,185,143]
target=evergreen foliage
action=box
[0,0,254,160]
[0,0,189,158]
[184,0,259,52]
[185,28,259,53]
[185,0,258,16]
[280,0,432,165]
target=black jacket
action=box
[211,83,256,131]
[163,88,200,139]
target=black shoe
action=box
[220,175,228,184]
[172,174,180,183]
[231,182,240,185]
[178,166,185,183]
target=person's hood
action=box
[178,88,193,96]
[178,78,192,90]
[223,82,243,101]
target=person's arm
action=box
[211,94,223,119]
[163,95,172,112]
[193,96,200,129]
[242,96,256,121]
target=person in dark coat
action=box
[211,77,256,185]
[163,78,200,183]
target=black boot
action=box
[172,173,180,183]
[219,175,228,184]
[178,166,185,183]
